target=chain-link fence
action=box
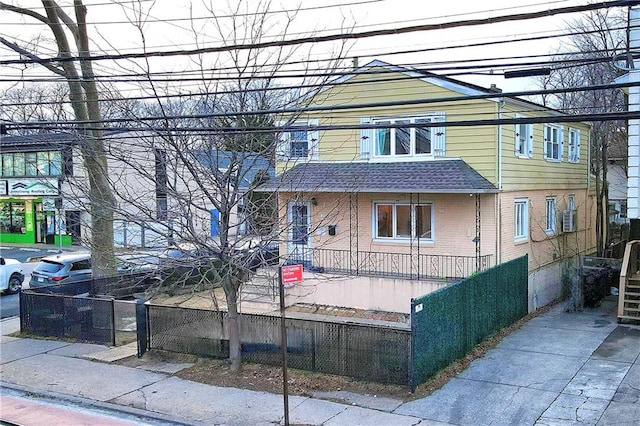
[20,290,115,345]
[147,305,411,385]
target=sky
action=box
[0,1,624,100]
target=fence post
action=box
[110,298,116,346]
[410,298,416,392]
[136,299,148,357]
[19,291,26,333]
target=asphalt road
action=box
[1,248,39,319]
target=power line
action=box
[1,0,636,66]
[2,78,634,130]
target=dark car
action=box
[155,243,222,285]
[238,240,280,271]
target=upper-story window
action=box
[568,128,580,163]
[276,119,319,161]
[373,117,432,156]
[543,124,564,162]
[1,150,64,177]
[514,116,533,158]
[360,114,445,160]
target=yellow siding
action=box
[280,67,590,193]
[499,106,590,191]
[303,70,503,183]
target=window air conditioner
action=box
[562,210,577,233]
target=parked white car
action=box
[0,257,24,294]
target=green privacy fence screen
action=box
[410,255,528,390]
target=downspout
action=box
[496,98,505,265]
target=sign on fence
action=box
[280,264,303,285]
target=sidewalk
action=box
[1,297,639,425]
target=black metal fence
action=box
[20,288,116,345]
[19,273,154,346]
[292,247,492,280]
[147,305,411,385]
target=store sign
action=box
[7,178,58,196]
[42,197,57,211]
[0,180,7,196]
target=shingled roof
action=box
[258,159,498,194]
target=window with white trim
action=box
[515,116,533,158]
[276,119,319,161]
[546,197,557,234]
[374,202,433,240]
[568,128,580,163]
[514,199,529,241]
[369,115,445,158]
[543,124,564,161]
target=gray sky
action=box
[0,1,608,96]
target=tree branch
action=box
[0,2,48,24]
[0,36,65,76]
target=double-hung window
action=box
[375,202,433,240]
[543,124,563,161]
[276,119,319,161]
[568,128,580,163]
[514,199,529,241]
[546,197,557,234]
[372,115,443,158]
[515,116,533,158]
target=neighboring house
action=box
[608,162,628,225]
[260,60,596,311]
[0,128,274,248]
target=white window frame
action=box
[371,114,444,158]
[276,119,319,161]
[543,124,564,162]
[514,115,533,158]
[568,128,580,163]
[546,197,557,235]
[514,198,529,242]
[373,202,434,241]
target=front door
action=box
[288,202,311,265]
[33,202,47,244]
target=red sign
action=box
[281,264,303,285]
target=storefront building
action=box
[0,132,76,246]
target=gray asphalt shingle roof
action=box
[259,159,498,194]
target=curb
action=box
[0,382,198,426]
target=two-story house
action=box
[260,60,595,312]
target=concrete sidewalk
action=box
[1,297,639,425]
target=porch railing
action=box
[289,247,492,280]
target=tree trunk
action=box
[224,281,242,372]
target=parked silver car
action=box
[29,252,92,288]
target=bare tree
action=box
[0,0,116,276]
[1,84,72,132]
[95,0,352,371]
[539,7,628,256]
